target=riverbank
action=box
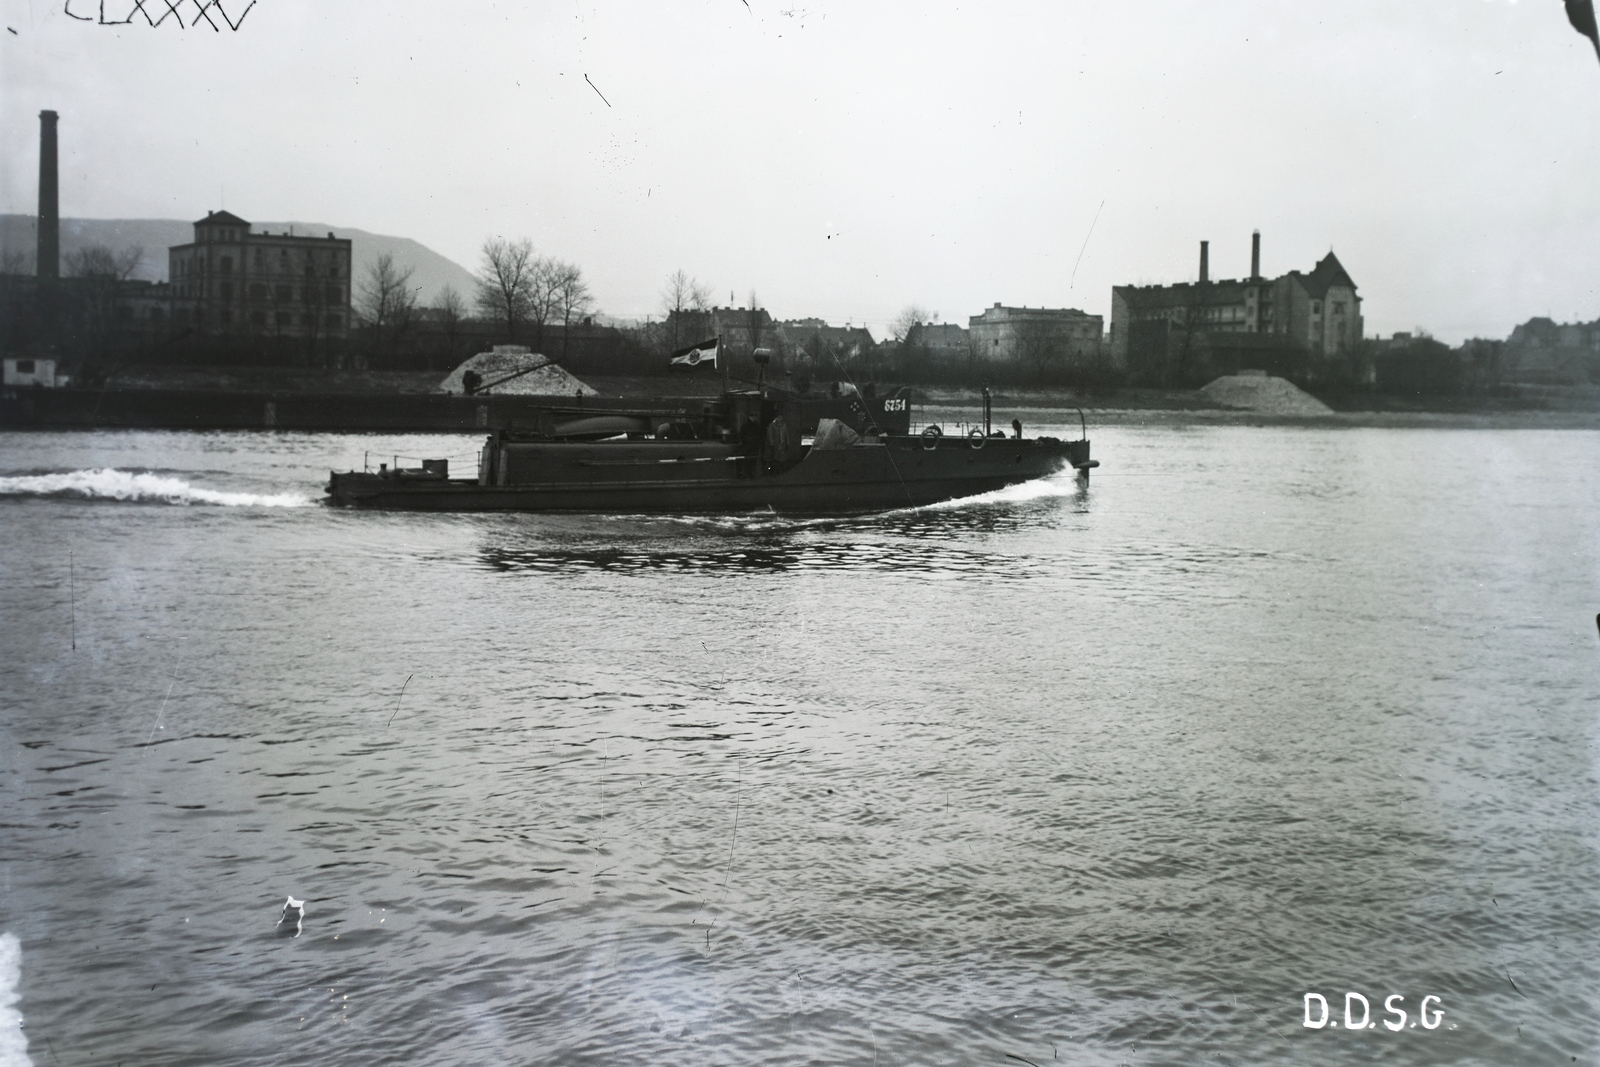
[19,364,1600,431]
[918,385,1600,430]
[922,404,1600,431]
[94,365,444,394]
[947,404,1600,428]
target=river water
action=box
[1,420,1597,1067]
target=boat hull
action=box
[326,436,1090,514]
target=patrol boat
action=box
[325,387,1094,514]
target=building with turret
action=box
[168,211,352,339]
[1110,232,1363,384]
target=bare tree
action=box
[660,269,712,351]
[1,248,34,275]
[891,303,938,378]
[549,261,594,363]
[434,284,467,369]
[63,244,144,343]
[475,237,539,344]
[525,256,562,353]
[357,253,415,329]
[357,253,417,367]
[65,243,143,280]
[662,269,712,315]
[890,304,935,344]
[118,245,145,280]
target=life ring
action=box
[968,428,986,449]
[921,425,943,450]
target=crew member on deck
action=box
[740,416,763,452]
[765,414,791,471]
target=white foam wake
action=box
[0,932,29,1067]
[920,470,1084,510]
[0,469,312,507]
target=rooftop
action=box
[194,210,251,228]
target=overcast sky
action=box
[2,0,1598,341]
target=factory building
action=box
[1110,232,1363,384]
[168,211,353,339]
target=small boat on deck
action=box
[325,387,1095,514]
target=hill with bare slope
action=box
[0,215,477,307]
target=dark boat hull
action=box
[327,435,1090,514]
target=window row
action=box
[175,283,344,303]
[247,283,345,304]
[249,311,344,328]
[251,248,343,277]
[175,256,344,278]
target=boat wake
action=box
[0,469,313,507]
[917,469,1085,510]
[593,470,1085,533]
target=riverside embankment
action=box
[5,364,1597,433]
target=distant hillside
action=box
[0,215,478,308]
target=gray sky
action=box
[2,0,1597,341]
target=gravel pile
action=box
[438,345,599,396]
[1199,375,1333,415]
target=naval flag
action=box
[670,338,719,369]
[1569,0,1600,64]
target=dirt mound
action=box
[438,346,599,396]
[1199,375,1333,415]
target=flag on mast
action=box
[1568,0,1600,64]
[669,337,719,369]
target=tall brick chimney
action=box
[37,110,59,280]
[1199,240,1209,283]
[1250,229,1261,280]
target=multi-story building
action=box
[168,211,352,339]
[1109,232,1362,382]
[1501,317,1600,385]
[910,322,971,359]
[777,319,877,364]
[1,270,184,358]
[967,304,1103,364]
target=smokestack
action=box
[1199,240,1209,283]
[1251,229,1261,280]
[37,110,59,281]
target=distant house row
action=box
[763,231,1367,385]
[657,306,878,365]
[1498,317,1600,386]
[4,211,1354,386]
[8,205,1595,389]
[656,303,1109,368]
